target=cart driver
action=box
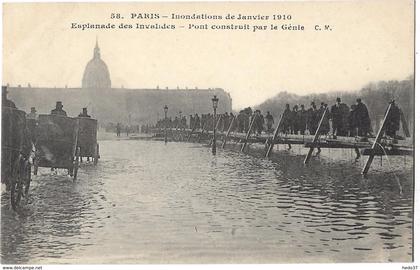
[78,107,91,118]
[51,101,67,116]
[27,107,38,120]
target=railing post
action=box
[400,109,411,137]
[361,103,392,175]
[222,115,236,149]
[241,113,257,152]
[303,107,327,164]
[265,113,284,158]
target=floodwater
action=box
[1,139,413,264]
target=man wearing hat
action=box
[27,107,38,120]
[384,100,401,138]
[265,111,274,133]
[2,86,16,108]
[331,97,350,137]
[354,98,371,137]
[78,107,91,118]
[307,101,318,135]
[51,101,67,116]
[297,104,307,135]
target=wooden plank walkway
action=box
[149,103,412,175]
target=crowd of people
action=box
[155,115,188,130]
[154,97,403,139]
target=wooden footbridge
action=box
[149,103,412,175]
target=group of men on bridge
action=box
[153,97,403,139]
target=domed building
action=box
[8,39,232,126]
[82,40,111,89]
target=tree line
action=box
[254,76,414,134]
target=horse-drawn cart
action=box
[2,107,33,210]
[77,117,99,165]
[34,114,80,180]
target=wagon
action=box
[2,107,33,210]
[76,117,99,165]
[34,114,80,180]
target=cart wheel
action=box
[10,156,24,210]
[93,143,99,166]
[73,147,80,181]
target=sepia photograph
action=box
[1,0,416,267]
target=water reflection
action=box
[1,140,413,263]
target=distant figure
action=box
[78,107,91,118]
[307,102,318,135]
[2,86,16,108]
[330,98,349,137]
[297,104,306,135]
[189,115,194,129]
[116,123,121,137]
[319,102,330,135]
[255,110,264,135]
[265,111,274,133]
[194,114,200,130]
[173,117,179,129]
[348,104,357,137]
[354,98,371,137]
[181,116,187,130]
[51,101,67,116]
[291,105,299,134]
[126,125,130,136]
[385,100,401,138]
[282,104,292,134]
[27,107,38,120]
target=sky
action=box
[2,1,414,109]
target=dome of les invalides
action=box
[82,40,111,89]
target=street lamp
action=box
[212,95,219,155]
[164,105,168,143]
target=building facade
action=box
[7,42,232,125]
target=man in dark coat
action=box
[189,115,194,129]
[348,105,357,137]
[385,100,401,138]
[297,104,307,135]
[330,98,344,137]
[193,114,200,130]
[265,111,274,133]
[116,123,121,137]
[354,98,371,137]
[319,102,330,135]
[51,101,67,116]
[291,105,299,134]
[282,104,292,134]
[307,102,318,135]
[254,110,264,135]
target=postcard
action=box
[1,0,415,266]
